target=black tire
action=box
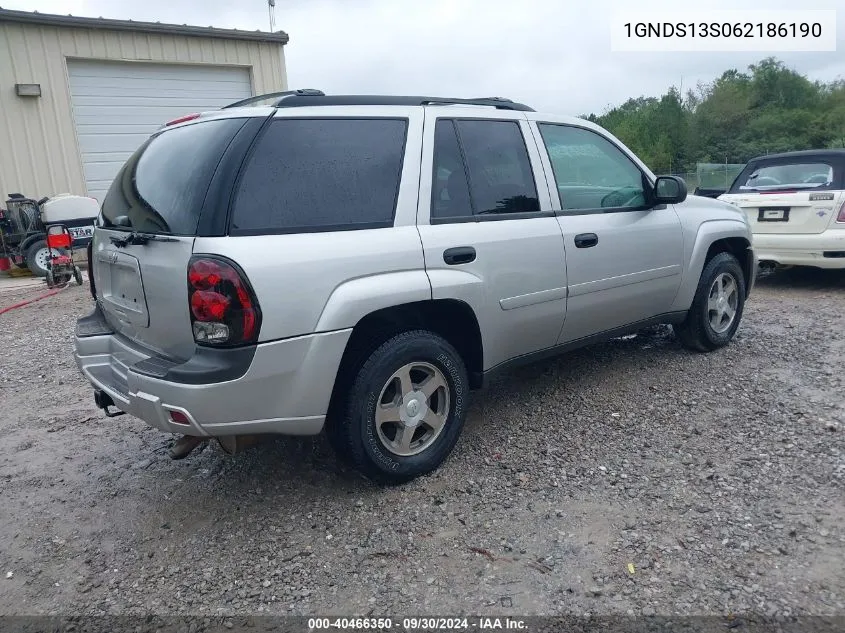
[328,330,469,484]
[674,252,746,352]
[25,239,66,278]
[73,266,83,286]
[46,270,54,289]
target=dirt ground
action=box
[0,268,842,619]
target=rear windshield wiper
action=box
[110,232,178,247]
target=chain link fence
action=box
[670,171,700,191]
[697,163,746,190]
[669,163,746,193]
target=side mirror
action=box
[654,175,687,204]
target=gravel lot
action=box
[0,268,843,619]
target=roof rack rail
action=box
[420,97,532,111]
[223,91,535,112]
[223,89,325,109]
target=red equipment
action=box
[45,224,83,289]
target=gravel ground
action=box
[0,268,842,619]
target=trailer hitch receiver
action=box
[94,389,126,417]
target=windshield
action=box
[733,161,834,192]
[100,118,246,234]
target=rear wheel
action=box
[328,330,469,484]
[73,266,83,286]
[674,252,746,352]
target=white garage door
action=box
[67,60,253,202]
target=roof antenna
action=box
[267,0,276,32]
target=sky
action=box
[3,0,844,115]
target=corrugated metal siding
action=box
[67,60,252,202]
[0,21,287,200]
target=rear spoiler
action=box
[693,187,727,199]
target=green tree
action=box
[690,69,751,164]
[590,57,840,174]
[747,57,818,110]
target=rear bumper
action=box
[74,307,351,437]
[754,230,845,269]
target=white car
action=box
[719,149,845,269]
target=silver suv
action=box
[75,91,756,483]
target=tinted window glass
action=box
[733,162,834,191]
[101,118,245,234]
[431,120,473,219]
[455,120,540,215]
[538,124,646,211]
[231,118,407,233]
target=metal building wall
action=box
[0,20,287,199]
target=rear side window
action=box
[730,161,837,192]
[431,120,473,219]
[430,119,540,220]
[458,120,539,215]
[101,118,246,234]
[231,118,408,234]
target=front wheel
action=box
[329,330,469,484]
[674,252,746,352]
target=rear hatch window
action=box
[731,162,837,193]
[100,117,247,235]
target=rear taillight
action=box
[187,256,261,346]
[837,200,845,223]
[86,241,96,299]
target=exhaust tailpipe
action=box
[217,435,260,456]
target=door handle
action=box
[574,233,598,248]
[443,246,476,265]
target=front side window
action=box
[231,118,407,233]
[538,124,647,212]
[430,118,540,221]
[732,162,835,192]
